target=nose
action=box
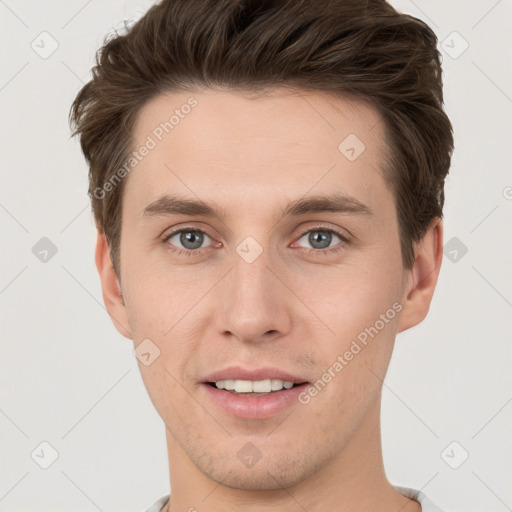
[214,243,292,344]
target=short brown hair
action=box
[69,0,454,277]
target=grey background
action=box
[1,1,511,511]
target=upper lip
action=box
[202,366,309,384]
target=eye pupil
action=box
[309,230,332,249]
[181,230,203,249]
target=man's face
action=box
[116,88,410,489]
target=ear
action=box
[397,218,443,333]
[95,229,132,340]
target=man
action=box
[69,0,454,510]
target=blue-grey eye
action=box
[165,229,212,250]
[297,229,342,250]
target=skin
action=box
[96,87,443,512]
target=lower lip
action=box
[201,383,309,420]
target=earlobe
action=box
[396,218,444,334]
[95,229,132,340]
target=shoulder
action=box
[394,485,445,512]
[142,494,170,512]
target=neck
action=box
[163,394,420,512]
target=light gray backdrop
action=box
[1,1,511,511]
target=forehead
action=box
[125,87,392,222]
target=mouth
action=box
[205,380,308,397]
[201,379,310,419]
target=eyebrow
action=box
[142,193,374,222]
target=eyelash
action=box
[161,224,352,257]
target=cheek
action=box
[304,249,402,398]
[136,358,187,430]
[307,252,402,336]
[310,309,397,431]
[120,247,184,336]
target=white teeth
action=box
[236,380,253,393]
[252,379,271,392]
[214,379,296,392]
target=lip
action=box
[202,366,308,384]
[201,381,310,419]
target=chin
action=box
[199,453,314,491]
[211,470,304,491]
